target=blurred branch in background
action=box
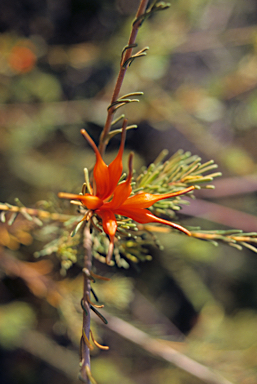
[95,311,234,384]
[182,198,257,232]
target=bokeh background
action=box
[1,0,257,383]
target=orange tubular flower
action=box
[58,123,194,264]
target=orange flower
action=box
[58,123,194,264]
[9,45,36,73]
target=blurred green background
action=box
[1,0,257,383]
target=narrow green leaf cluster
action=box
[191,229,257,253]
[134,150,221,216]
[2,146,255,270]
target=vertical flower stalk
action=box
[77,1,153,382]
[79,223,92,383]
[98,0,149,155]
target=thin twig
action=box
[0,203,72,222]
[80,223,92,383]
[98,0,149,155]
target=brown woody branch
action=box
[79,224,92,383]
[98,0,149,156]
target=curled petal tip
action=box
[128,152,134,172]
[80,129,99,154]
[106,120,128,198]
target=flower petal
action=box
[106,119,127,198]
[97,209,117,237]
[58,192,103,210]
[81,129,109,199]
[121,186,195,209]
[115,207,191,236]
[104,152,133,209]
[96,209,117,264]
